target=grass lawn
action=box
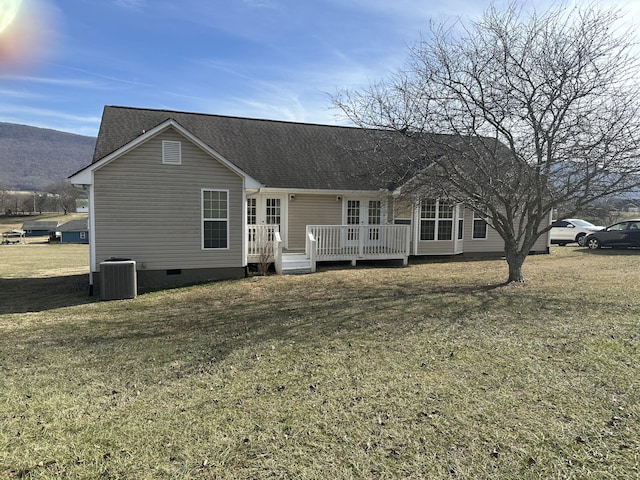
[0,243,638,479]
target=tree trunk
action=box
[504,249,526,283]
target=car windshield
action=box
[571,220,595,227]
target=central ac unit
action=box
[100,259,137,300]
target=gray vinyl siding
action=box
[93,128,244,270]
[288,194,343,250]
[461,209,504,254]
[532,230,550,252]
[415,238,458,255]
[462,209,550,254]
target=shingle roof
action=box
[21,221,58,231]
[91,106,416,191]
[57,218,88,232]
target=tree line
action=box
[0,182,84,216]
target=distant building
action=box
[58,218,89,244]
[21,220,58,237]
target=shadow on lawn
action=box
[0,274,94,314]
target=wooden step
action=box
[281,253,312,274]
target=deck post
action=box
[307,231,317,273]
[274,232,283,275]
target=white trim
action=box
[89,183,96,283]
[201,188,230,251]
[250,187,390,197]
[69,119,262,189]
[242,184,248,266]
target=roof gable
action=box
[69,118,261,188]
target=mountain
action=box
[0,122,96,191]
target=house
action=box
[21,220,59,237]
[69,106,550,293]
[58,218,89,244]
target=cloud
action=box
[242,0,275,7]
[0,73,100,88]
[0,104,101,123]
[113,0,146,10]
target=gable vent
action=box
[162,140,182,165]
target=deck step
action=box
[281,253,312,274]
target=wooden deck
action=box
[247,224,411,273]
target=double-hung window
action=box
[202,189,228,249]
[420,199,454,241]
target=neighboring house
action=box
[21,221,59,237]
[58,218,89,244]
[69,106,551,292]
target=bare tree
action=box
[46,181,83,215]
[0,184,8,215]
[335,3,640,283]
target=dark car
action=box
[584,219,640,249]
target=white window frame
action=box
[202,189,229,250]
[419,199,454,241]
[472,211,488,240]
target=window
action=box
[247,198,257,243]
[472,212,488,239]
[247,198,256,225]
[347,200,360,241]
[162,140,182,165]
[438,202,454,240]
[368,200,381,225]
[368,200,381,240]
[266,198,281,225]
[202,190,228,249]
[420,200,436,240]
[420,199,454,241]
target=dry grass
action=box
[0,245,639,478]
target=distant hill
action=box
[0,122,96,191]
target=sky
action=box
[0,0,637,137]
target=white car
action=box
[550,219,604,246]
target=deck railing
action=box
[247,225,280,260]
[306,224,410,266]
